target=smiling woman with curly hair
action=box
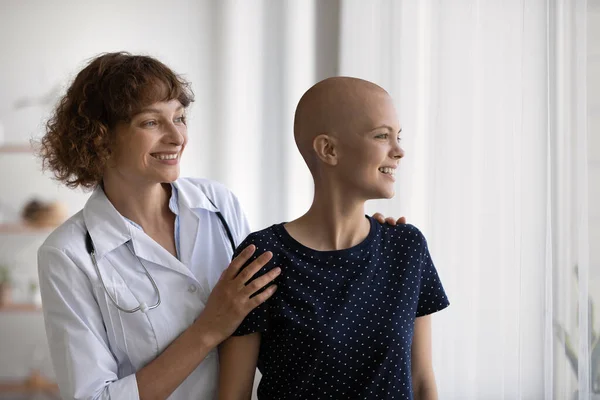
[40,52,193,189]
[37,52,281,400]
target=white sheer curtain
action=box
[201,0,333,230]
[339,0,593,398]
[198,0,595,398]
[199,2,333,398]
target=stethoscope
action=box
[85,196,235,314]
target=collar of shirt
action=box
[83,179,220,260]
[172,179,219,213]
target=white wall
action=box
[0,0,216,381]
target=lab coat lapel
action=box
[129,228,197,282]
[178,204,200,268]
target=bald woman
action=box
[218,78,449,400]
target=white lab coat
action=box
[38,178,251,399]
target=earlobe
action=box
[313,134,338,166]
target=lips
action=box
[151,152,179,161]
[378,166,396,177]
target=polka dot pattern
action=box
[233,217,449,399]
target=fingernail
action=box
[274,267,282,274]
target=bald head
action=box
[293,77,394,171]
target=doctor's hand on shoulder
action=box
[134,243,279,400]
[372,213,406,226]
[193,244,280,347]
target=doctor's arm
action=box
[39,245,142,399]
[218,333,261,400]
[39,244,278,400]
[136,246,278,400]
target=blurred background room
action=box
[0,0,598,399]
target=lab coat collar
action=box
[82,185,132,260]
[82,179,219,269]
[172,179,219,212]
[129,227,197,282]
[82,184,198,282]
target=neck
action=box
[286,180,370,251]
[102,175,172,231]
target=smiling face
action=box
[105,99,187,185]
[334,90,404,200]
[294,77,404,201]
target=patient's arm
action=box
[411,315,438,400]
[218,333,261,400]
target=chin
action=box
[363,187,395,200]
[380,190,395,199]
[377,183,396,199]
[375,182,396,199]
[158,172,180,183]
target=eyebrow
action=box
[368,125,402,134]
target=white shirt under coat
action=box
[37,178,251,399]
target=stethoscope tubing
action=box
[85,195,234,314]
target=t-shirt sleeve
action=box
[416,233,449,317]
[231,235,273,336]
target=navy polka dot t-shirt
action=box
[232,217,449,400]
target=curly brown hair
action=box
[39,52,194,189]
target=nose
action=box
[165,122,186,146]
[392,140,405,160]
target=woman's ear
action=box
[313,134,338,166]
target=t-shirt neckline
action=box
[274,215,377,260]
